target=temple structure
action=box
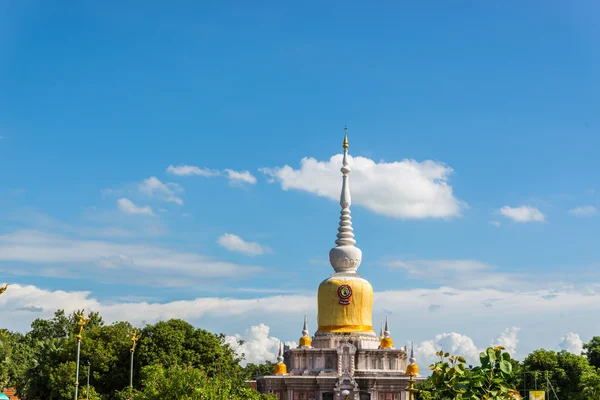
[257,129,423,400]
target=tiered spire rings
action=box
[329,127,363,274]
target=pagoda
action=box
[257,129,423,400]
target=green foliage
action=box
[583,336,600,369]
[4,310,258,400]
[117,364,275,400]
[426,346,520,400]
[522,348,598,400]
[242,361,275,380]
[136,319,243,380]
[47,360,76,400]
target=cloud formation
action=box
[167,165,220,177]
[261,154,465,219]
[569,206,597,218]
[138,177,184,205]
[386,259,520,289]
[117,198,155,216]
[0,230,264,284]
[224,323,297,366]
[557,332,584,355]
[0,282,599,365]
[499,206,545,223]
[217,233,271,256]
[416,332,483,367]
[492,327,520,356]
[166,165,257,185]
[224,169,257,185]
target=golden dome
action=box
[317,277,373,333]
[274,362,287,375]
[406,363,419,376]
[380,337,393,349]
[299,336,312,347]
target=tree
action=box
[581,369,600,399]
[136,319,243,381]
[583,336,600,369]
[117,363,275,400]
[242,361,275,380]
[522,349,595,400]
[424,346,520,399]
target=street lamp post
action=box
[86,360,91,400]
[73,310,91,400]
[129,329,142,388]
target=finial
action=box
[328,127,362,274]
[277,341,284,363]
[410,341,415,363]
[343,126,349,150]
[384,315,390,338]
[379,322,384,339]
[302,313,309,336]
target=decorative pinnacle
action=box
[384,315,390,338]
[302,313,309,337]
[329,127,363,273]
[277,341,284,363]
[410,341,416,363]
[379,322,384,339]
[343,126,349,150]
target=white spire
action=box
[277,341,284,363]
[379,321,384,339]
[328,127,363,274]
[302,313,309,337]
[384,315,390,338]
[410,341,416,364]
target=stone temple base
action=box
[258,339,423,400]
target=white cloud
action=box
[165,165,256,186]
[224,323,297,366]
[492,327,520,356]
[117,198,154,216]
[558,332,583,355]
[386,259,520,289]
[166,165,220,177]
[415,327,521,372]
[499,205,545,223]
[224,169,257,185]
[1,282,600,367]
[569,206,597,217]
[139,177,184,205]
[260,154,464,219]
[217,233,271,256]
[416,332,483,367]
[0,230,264,284]
[489,221,501,226]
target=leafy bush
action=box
[422,346,521,400]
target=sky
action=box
[1,0,600,368]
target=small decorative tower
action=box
[405,342,419,376]
[379,322,384,341]
[299,314,312,348]
[405,342,419,400]
[380,315,394,349]
[274,341,287,375]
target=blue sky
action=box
[1,1,600,366]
